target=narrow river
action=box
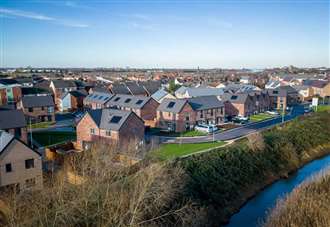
[225,154,330,227]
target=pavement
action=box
[156,105,306,144]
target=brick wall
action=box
[0,140,43,191]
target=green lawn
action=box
[150,129,207,137]
[249,113,273,122]
[315,105,330,112]
[153,141,226,160]
[32,131,76,147]
[30,121,55,129]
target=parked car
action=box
[266,111,279,115]
[195,124,218,133]
[232,116,249,124]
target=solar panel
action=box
[136,100,143,105]
[110,116,122,123]
[167,101,175,108]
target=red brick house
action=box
[0,79,22,106]
[156,96,225,132]
[267,86,299,110]
[107,94,159,127]
[221,91,271,117]
[76,109,145,150]
[18,95,55,123]
[49,80,78,109]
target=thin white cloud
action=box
[0,7,89,28]
[0,8,54,21]
[129,22,156,31]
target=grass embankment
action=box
[173,111,330,226]
[154,141,226,160]
[264,169,330,227]
[249,113,273,122]
[32,131,76,147]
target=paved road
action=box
[158,105,306,144]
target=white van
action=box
[195,124,218,133]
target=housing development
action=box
[0,67,329,191]
[0,1,329,226]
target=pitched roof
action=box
[126,82,146,95]
[304,80,329,88]
[188,96,224,111]
[157,98,188,113]
[0,79,19,85]
[86,108,134,131]
[91,86,110,93]
[175,86,224,97]
[111,83,131,95]
[0,131,14,153]
[151,89,171,102]
[22,95,54,108]
[69,90,87,98]
[51,80,77,88]
[139,80,162,95]
[221,93,249,104]
[0,109,27,129]
[84,92,113,105]
[107,94,152,109]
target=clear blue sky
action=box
[0,0,329,68]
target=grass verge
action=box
[154,141,226,160]
[249,113,273,122]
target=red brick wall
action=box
[0,89,6,105]
[76,113,100,150]
[157,102,196,132]
[140,98,159,121]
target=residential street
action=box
[158,105,306,144]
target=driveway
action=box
[157,105,306,144]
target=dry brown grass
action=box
[1,142,202,227]
[264,168,330,227]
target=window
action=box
[167,101,175,108]
[114,97,120,102]
[136,100,143,105]
[231,95,238,100]
[210,109,213,116]
[25,159,34,169]
[5,163,12,173]
[185,115,189,121]
[106,130,111,136]
[41,106,45,111]
[25,178,36,188]
[200,111,203,118]
[98,96,104,100]
[168,112,171,117]
[28,107,33,112]
[90,128,95,134]
[124,98,131,103]
[48,107,54,113]
[110,116,122,123]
